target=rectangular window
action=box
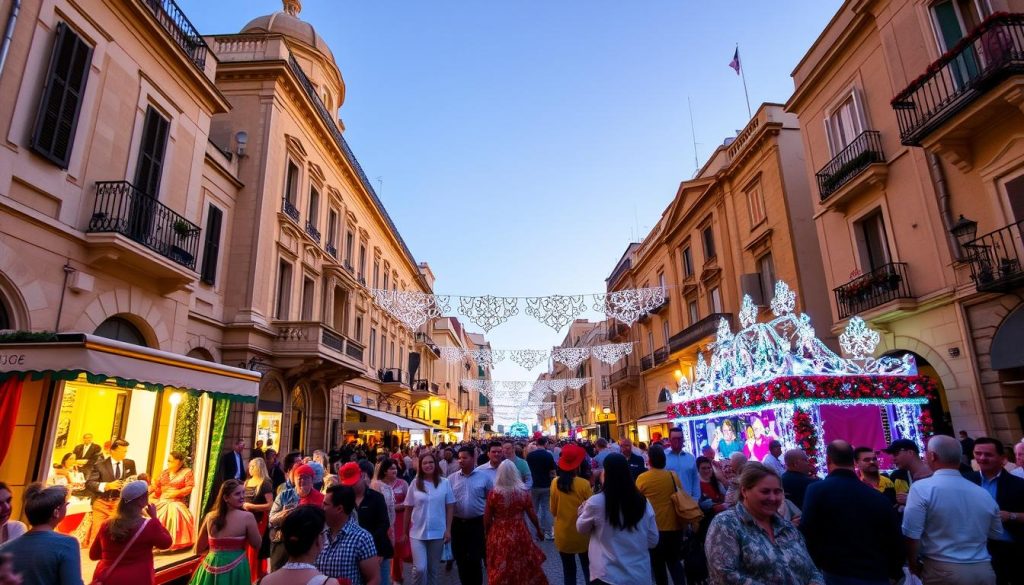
[327,209,338,248]
[658,272,667,292]
[381,334,388,368]
[301,277,315,320]
[681,246,693,277]
[31,22,93,169]
[758,253,776,302]
[746,184,767,226]
[133,107,170,198]
[275,260,293,319]
[285,161,299,205]
[825,93,865,155]
[355,315,364,342]
[200,204,223,285]
[308,186,320,228]
[648,331,655,354]
[709,286,723,313]
[1005,174,1024,223]
[345,231,354,265]
[373,260,381,289]
[359,245,367,279]
[370,328,377,367]
[390,342,395,370]
[662,320,670,345]
[383,269,390,291]
[688,298,699,323]
[702,225,716,261]
[855,211,891,272]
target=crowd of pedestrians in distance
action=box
[2,428,1024,585]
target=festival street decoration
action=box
[462,378,591,400]
[667,280,934,475]
[435,342,633,370]
[369,287,666,332]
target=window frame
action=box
[199,203,224,286]
[275,259,293,320]
[30,22,93,170]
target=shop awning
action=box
[0,333,260,399]
[347,405,433,431]
[636,411,670,425]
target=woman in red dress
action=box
[377,458,411,584]
[90,480,173,585]
[484,460,548,585]
[152,451,195,551]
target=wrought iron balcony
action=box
[965,219,1024,292]
[892,13,1024,146]
[326,243,338,259]
[834,262,912,319]
[669,313,732,353]
[654,346,669,366]
[140,0,208,69]
[816,131,884,200]
[358,273,367,286]
[343,260,354,273]
[378,368,409,391]
[282,198,299,222]
[305,221,321,243]
[88,181,200,270]
[609,365,640,388]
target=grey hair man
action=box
[724,452,749,508]
[781,449,819,509]
[903,435,1002,585]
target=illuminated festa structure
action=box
[666,281,938,473]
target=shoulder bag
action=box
[90,518,149,585]
[669,473,703,531]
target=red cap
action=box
[340,462,362,486]
[558,444,586,472]
[294,464,315,478]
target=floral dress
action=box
[704,503,824,585]
[153,468,195,550]
[484,490,548,585]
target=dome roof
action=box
[241,1,336,64]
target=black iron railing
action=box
[141,0,208,69]
[346,339,364,361]
[282,198,299,222]
[892,13,1024,145]
[343,260,354,273]
[322,328,344,352]
[669,313,732,353]
[89,181,200,270]
[834,262,912,319]
[653,346,669,366]
[286,54,420,271]
[358,274,366,286]
[965,220,1024,292]
[305,220,321,243]
[413,379,439,394]
[379,368,409,385]
[326,243,338,259]
[816,131,884,200]
[610,365,639,386]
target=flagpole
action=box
[738,43,752,119]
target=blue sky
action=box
[179,0,842,413]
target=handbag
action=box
[669,474,703,531]
[90,518,149,585]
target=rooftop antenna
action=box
[688,96,699,173]
[374,176,383,196]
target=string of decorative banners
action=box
[438,343,633,370]
[462,378,591,403]
[370,287,666,332]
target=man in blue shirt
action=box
[450,446,493,585]
[0,483,82,585]
[664,426,701,500]
[969,437,1024,585]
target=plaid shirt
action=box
[316,517,378,585]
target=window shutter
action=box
[134,107,170,197]
[31,22,93,169]
[200,205,223,285]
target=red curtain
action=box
[0,378,24,468]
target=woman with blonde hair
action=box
[243,457,273,581]
[485,460,548,585]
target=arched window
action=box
[0,299,9,330]
[94,317,147,347]
[657,387,672,403]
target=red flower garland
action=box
[792,408,818,466]
[665,375,937,419]
[918,410,935,438]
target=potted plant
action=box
[172,219,193,239]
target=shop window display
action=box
[47,375,213,575]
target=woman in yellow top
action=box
[635,444,685,585]
[549,444,592,585]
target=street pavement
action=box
[397,537,581,585]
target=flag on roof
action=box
[729,47,741,75]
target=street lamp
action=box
[951,214,978,258]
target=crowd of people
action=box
[0,428,1023,585]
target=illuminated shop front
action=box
[0,333,259,583]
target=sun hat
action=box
[120,480,149,503]
[558,444,586,472]
[294,464,316,478]
[339,462,362,486]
